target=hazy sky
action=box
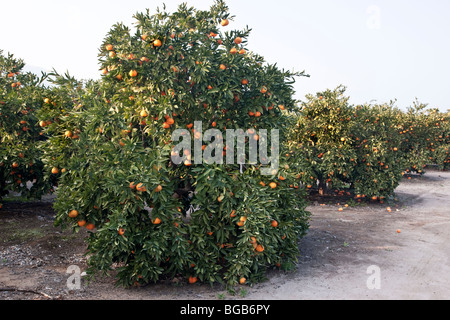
[1,0,449,111]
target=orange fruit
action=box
[271,220,278,228]
[65,130,73,138]
[230,210,237,218]
[105,44,114,51]
[234,37,242,44]
[239,277,246,285]
[256,245,264,253]
[136,183,146,192]
[221,19,229,26]
[230,47,238,54]
[269,182,277,189]
[219,64,226,70]
[189,276,198,284]
[130,182,137,190]
[12,162,19,168]
[140,110,148,118]
[118,228,126,236]
[152,217,162,225]
[166,118,175,125]
[129,70,138,77]
[69,210,79,218]
[153,39,162,47]
[51,167,59,174]
[241,79,249,85]
[86,224,95,231]
[261,86,268,94]
[77,220,86,227]
[154,185,163,193]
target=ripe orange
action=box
[69,210,79,218]
[269,182,277,189]
[44,98,51,104]
[239,277,246,285]
[153,39,162,47]
[261,86,268,94]
[118,228,126,236]
[136,183,146,192]
[86,224,95,231]
[166,118,175,125]
[130,182,137,190]
[65,130,73,138]
[129,70,138,77]
[234,37,242,44]
[189,276,198,284]
[241,79,249,85]
[154,185,163,193]
[256,245,264,253]
[230,210,237,218]
[221,19,229,26]
[105,44,114,51]
[219,64,226,70]
[77,220,86,227]
[271,220,278,228]
[51,167,59,174]
[140,110,148,118]
[230,47,238,54]
[12,162,19,168]
[152,217,162,225]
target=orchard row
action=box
[1,1,448,287]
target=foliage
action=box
[38,1,311,287]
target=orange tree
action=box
[40,1,310,287]
[289,86,405,200]
[351,103,405,199]
[0,50,51,205]
[395,101,450,174]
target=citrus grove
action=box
[0,50,54,204]
[0,1,449,288]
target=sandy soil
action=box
[0,170,449,300]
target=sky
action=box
[1,0,449,111]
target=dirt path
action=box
[0,170,449,300]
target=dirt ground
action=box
[0,170,449,300]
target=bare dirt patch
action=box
[1,170,449,300]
